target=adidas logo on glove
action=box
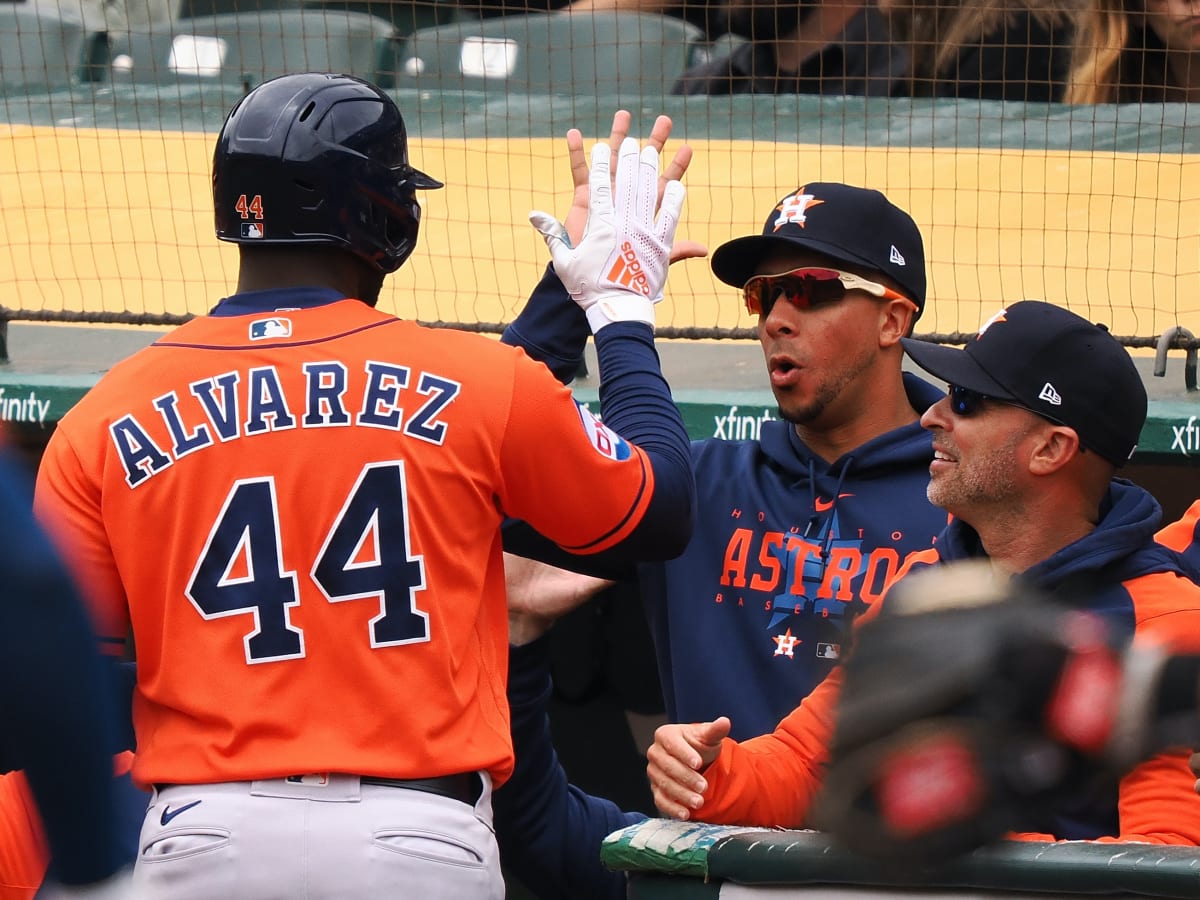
[606,241,653,298]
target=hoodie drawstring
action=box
[802,457,819,538]
[805,457,855,580]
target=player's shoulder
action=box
[411,322,530,364]
[1124,567,1200,644]
[1155,499,1200,552]
[66,343,166,412]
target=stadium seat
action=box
[689,30,747,68]
[393,11,705,96]
[107,8,399,88]
[0,4,97,93]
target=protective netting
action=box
[1,0,1197,346]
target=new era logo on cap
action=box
[889,246,905,266]
[1039,383,1062,406]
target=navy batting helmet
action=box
[213,72,442,274]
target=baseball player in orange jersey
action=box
[33,73,695,899]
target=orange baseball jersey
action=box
[35,298,664,790]
[691,488,1200,844]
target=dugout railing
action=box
[601,819,1200,898]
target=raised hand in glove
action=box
[530,135,684,333]
[811,561,1198,869]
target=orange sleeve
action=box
[694,667,844,827]
[1006,832,1058,842]
[1155,500,1200,552]
[0,772,48,899]
[880,546,943,601]
[1099,750,1200,844]
[1004,751,1200,846]
[496,352,656,555]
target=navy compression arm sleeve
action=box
[589,321,694,561]
[501,264,591,385]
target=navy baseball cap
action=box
[901,301,1147,467]
[711,183,927,317]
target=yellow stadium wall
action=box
[2,125,1198,339]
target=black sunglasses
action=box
[947,385,996,417]
[947,385,1078,440]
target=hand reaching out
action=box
[526,111,706,336]
[503,552,614,646]
[561,110,707,264]
[646,716,732,820]
[531,132,680,331]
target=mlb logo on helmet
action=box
[249,317,292,340]
[242,222,264,239]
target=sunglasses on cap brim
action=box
[742,267,910,316]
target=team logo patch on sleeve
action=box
[576,404,632,461]
[249,317,292,340]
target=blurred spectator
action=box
[1064,0,1200,103]
[672,0,1077,99]
[884,0,1079,101]
[673,0,906,96]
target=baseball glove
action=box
[811,561,1135,868]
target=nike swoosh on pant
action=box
[160,799,202,826]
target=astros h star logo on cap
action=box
[772,188,824,231]
[975,309,1008,340]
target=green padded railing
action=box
[603,819,1200,898]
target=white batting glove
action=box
[530,137,685,333]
